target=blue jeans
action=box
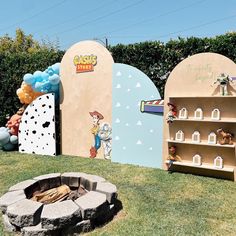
[94,134,101,150]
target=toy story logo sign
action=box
[73,55,97,73]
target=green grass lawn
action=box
[1,151,236,236]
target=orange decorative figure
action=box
[6,106,25,136]
[166,145,181,170]
[217,128,234,145]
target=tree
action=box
[0,29,64,126]
[0,28,59,54]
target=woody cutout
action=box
[89,111,104,158]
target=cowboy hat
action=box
[167,102,176,108]
[89,111,104,120]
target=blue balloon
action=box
[50,84,59,92]
[10,135,18,145]
[34,82,44,92]
[25,63,60,95]
[49,74,60,85]
[0,129,10,146]
[41,71,50,82]
[33,71,44,82]
[0,127,8,132]
[47,66,54,76]
[41,81,51,93]
[52,63,60,75]
[3,142,15,151]
[23,73,35,85]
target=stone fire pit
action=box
[0,172,118,235]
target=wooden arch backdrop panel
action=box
[60,41,114,158]
[163,52,236,180]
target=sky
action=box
[0,0,235,50]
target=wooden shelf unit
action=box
[164,96,236,180]
[163,53,236,181]
[174,118,236,123]
[167,139,235,148]
[164,160,234,173]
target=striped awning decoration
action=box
[140,99,164,114]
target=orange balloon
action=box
[17,81,46,104]
[23,84,33,93]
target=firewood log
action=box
[31,184,71,204]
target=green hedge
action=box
[1,32,236,126]
[109,32,236,98]
[0,50,64,126]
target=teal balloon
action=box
[49,74,60,85]
[50,84,59,92]
[23,73,35,85]
[0,129,10,146]
[3,142,15,151]
[41,81,51,93]
[33,71,43,82]
[10,135,18,145]
[0,127,8,132]
[47,66,54,76]
[52,63,60,75]
[34,82,44,92]
[41,71,50,82]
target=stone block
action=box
[22,223,60,236]
[80,176,97,191]
[35,179,50,192]
[41,200,81,230]
[7,199,43,227]
[9,179,37,192]
[34,173,61,190]
[75,191,108,219]
[96,182,118,203]
[33,173,61,181]
[24,182,41,199]
[80,174,106,191]
[0,190,26,213]
[61,172,82,188]
[86,174,106,183]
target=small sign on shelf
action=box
[211,108,220,120]
[175,130,185,142]
[194,108,203,120]
[193,154,202,166]
[192,131,201,143]
[213,156,223,169]
[179,107,188,119]
[208,132,217,144]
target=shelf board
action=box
[174,118,236,123]
[167,139,235,148]
[165,160,234,172]
[169,96,236,98]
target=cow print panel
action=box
[18,93,56,156]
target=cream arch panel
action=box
[163,53,236,180]
[164,52,236,98]
[60,41,114,158]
